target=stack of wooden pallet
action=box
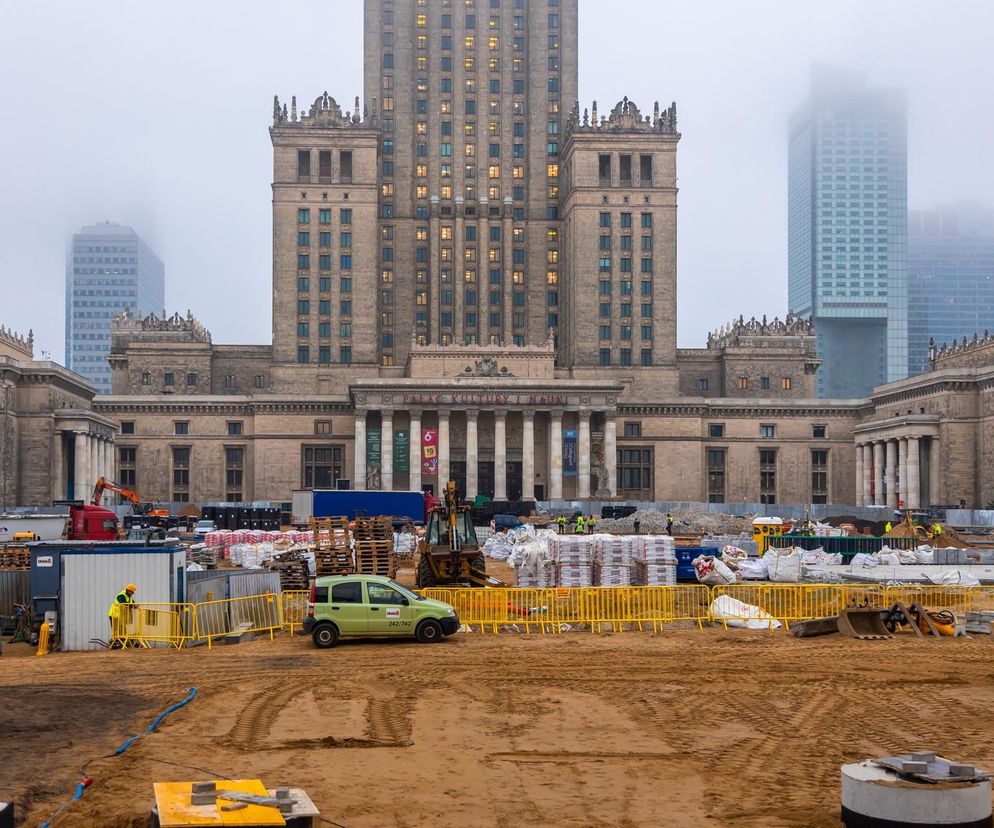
[0,546,30,570]
[264,551,311,591]
[309,516,353,576]
[352,517,393,542]
[354,539,397,578]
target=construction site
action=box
[5,492,994,826]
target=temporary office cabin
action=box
[29,541,186,651]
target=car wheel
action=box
[312,623,339,649]
[416,619,444,644]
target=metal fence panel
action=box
[0,570,29,628]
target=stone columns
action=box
[465,410,478,498]
[862,443,872,507]
[353,413,366,488]
[928,437,940,509]
[905,436,920,509]
[409,410,422,493]
[381,412,394,492]
[549,412,563,500]
[438,411,450,486]
[89,436,100,499]
[855,444,864,507]
[521,412,535,500]
[605,416,618,498]
[51,431,63,503]
[104,439,114,487]
[578,411,591,499]
[872,441,885,506]
[899,438,909,506]
[885,439,898,509]
[74,431,88,500]
[493,410,507,501]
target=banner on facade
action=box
[422,428,438,475]
[366,429,382,489]
[591,431,605,488]
[394,429,409,474]
[563,428,578,476]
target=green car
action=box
[302,574,460,648]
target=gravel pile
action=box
[596,508,754,536]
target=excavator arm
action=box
[92,477,152,515]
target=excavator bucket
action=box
[837,607,892,640]
[791,616,841,638]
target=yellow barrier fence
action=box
[110,603,195,649]
[194,593,283,649]
[420,585,712,633]
[281,590,310,635]
[709,584,890,630]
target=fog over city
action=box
[1,0,991,362]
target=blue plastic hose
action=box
[41,686,197,828]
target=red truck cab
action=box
[66,503,119,540]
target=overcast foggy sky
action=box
[2,0,992,362]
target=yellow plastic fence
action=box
[420,586,712,633]
[110,603,195,649]
[281,590,310,635]
[194,593,283,648]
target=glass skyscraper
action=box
[65,223,165,393]
[788,67,907,398]
[908,204,994,375]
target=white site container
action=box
[60,545,186,651]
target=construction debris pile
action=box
[493,527,677,588]
[595,508,754,536]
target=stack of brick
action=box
[596,535,634,587]
[552,536,594,588]
[635,535,677,586]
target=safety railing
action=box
[281,590,310,635]
[193,593,283,649]
[110,603,196,649]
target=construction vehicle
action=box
[92,477,169,518]
[56,500,120,540]
[415,480,489,588]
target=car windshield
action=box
[388,579,425,601]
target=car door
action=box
[365,582,413,635]
[328,580,367,634]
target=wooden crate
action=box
[0,546,30,570]
[310,516,351,551]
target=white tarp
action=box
[710,594,782,630]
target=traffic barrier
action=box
[110,603,195,649]
[194,593,282,649]
[710,584,888,630]
[281,589,310,635]
[884,585,975,615]
[421,585,711,633]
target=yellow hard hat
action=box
[126,583,137,593]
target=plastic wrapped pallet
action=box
[483,531,514,561]
[639,535,677,586]
[509,536,555,588]
[552,535,595,588]
[393,531,416,562]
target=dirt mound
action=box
[597,508,753,536]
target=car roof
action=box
[315,573,396,584]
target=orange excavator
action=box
[92,477,169,518]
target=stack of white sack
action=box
[926,569,980,587]
[393,531,417,562]
[483,531,513,560]
[692,554,737,586]
[637,535,677,586]
[735,557,769,580]
[596,535,633,587]
[798,548,844,566]
[230,542,276,568]
[762,547,802,583]
[552,535,595,588]
[509,529,555,588]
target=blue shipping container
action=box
[312,490,426,522]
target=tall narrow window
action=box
[619,154,632,185]
[172,447,191,503]
[759,449,777,505]
[707,449,725,504]
[319,150,332,181]
[225,447,244,502]
[339,151,353,183]
[639,154,652,186]
[811,450,829,504]
[598,154,611,185]
[119,447,137,490]
[297,149,311,182]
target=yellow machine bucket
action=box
[837,606,893,640]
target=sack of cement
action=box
[692,555,737,586]
[851,552,879,569]
[798,549,843,566]
[598,565,631,587]
[878,549,902,567]
[927,569,981,587]
[914,546,934,564]
[483,532,514,561]
[393,531,417,562]
[720,545,749,563]
[736,558,769,580]
[710,594,781,630]
[762,548,802,583]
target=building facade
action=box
[788,67,908,398]
[64,1,893,511]
[908,204,994,376]
[0,326,118,509]
[66,222,165,394]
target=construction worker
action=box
[933,522,943,536]
[666,512,674,536]
[108,583,137,648]
[587,514,597,534]
[575,514,586,535]
[556,515,566,534]
[884,521,892,533]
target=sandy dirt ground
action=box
[3,628,994,828]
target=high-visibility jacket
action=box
[575,516,585,532]
[108,590,135,619]
[557,516,566,525]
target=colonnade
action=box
[354,408,617,500]
[854,435,939,510]
[69,430,116,503]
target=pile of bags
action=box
[553,536,596,588]
[204,529,313,556]
[393,531,417,562]
[851,546,935,567]
[508,527,556,588]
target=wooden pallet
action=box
[354,539,396,578]
[353,518,394,542]
[310,517,351,551]
[0,546,30,570]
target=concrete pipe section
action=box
[842,755,992,828]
